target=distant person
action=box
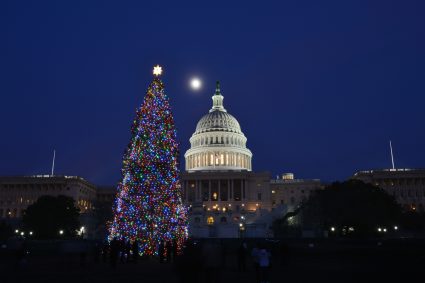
[202,240,221,283]
[279,241,289,266]
[165,241,172,263]
[258,245,271,283]
[159,240,165,263]
[132,240,139,263]
[176,238,201,283]
[251,242,261,281]
[125,241,132,263]
[220,239,227,269]
[110,238,119,269]
[119,239,126,263]
[94,241,101,263]
[16,238,29,269]
[102,241,109,263]
[172,239,178,262]
[79,240,89,267]
[238,241,247,272]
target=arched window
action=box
[207,216,214,225]
[226,137,229,144]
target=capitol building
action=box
[2,81,424,239]
[0,80,322,239]
[184,82,252,172]
[181,82,322,238]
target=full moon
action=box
[190,78,202,90]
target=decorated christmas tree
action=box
[109,65,188,256]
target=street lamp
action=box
[78,226,85,237]
[59,230,64,235]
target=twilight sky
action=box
[1,0,424,185]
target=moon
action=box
[190,78,202,90]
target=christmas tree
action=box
[109,65,188,256]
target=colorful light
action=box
[109,67,188,256]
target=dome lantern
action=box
[210,81,226,113]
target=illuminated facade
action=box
[182,171,272,237]
[0,175,96,219]
[182,83,322,237]
[270,173,322,212]
[352,169,425,212]
[0,175,99,237]
[184,82,252,171]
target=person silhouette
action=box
[238,241,247,271]
[132,240,139,263]
[159,240,165,263]
[258,245,271,283]
[165,241,172,263]
[110,238,119,269]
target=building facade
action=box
[181,82,322,237]
[270,173,322,212]
[0,82,325,239]
[0,175,96,219]
[352,168,425,212]
[182,171,272,237]
[0,175,100,237]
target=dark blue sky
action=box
[1,0,424,185]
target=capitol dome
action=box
[195,111,242,134]
[184,82,252,171]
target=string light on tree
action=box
[109,65,188,256]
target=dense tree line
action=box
[273,180,425,237]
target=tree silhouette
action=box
[23,195,80,239]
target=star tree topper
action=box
[153,65,163,76]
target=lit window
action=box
[213,192,218,200]
[207,216,214,225]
